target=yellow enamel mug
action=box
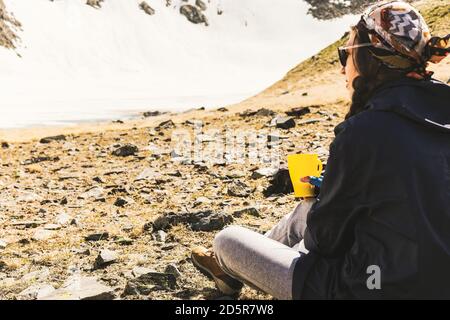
[287,154,323,198]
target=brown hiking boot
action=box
[191,246,243,296]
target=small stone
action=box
[195,0,207,11]
[115,237,133,246]
[180,4,208,26]
[0,239,7,250]
[93,176,104,183]
[111,144,139,157]
[273,117,296,130]
[40,135,66,144]
[151,215,172,231]
[240,108,275,117]
[251,167,279,179]
[190,212,233,232]
[286,107,311,118]
[193,196,211,207]
[233,207,260,218]
[152,230,168,243]
[155,120,175,131]
[164,264,182,278]
[227,180,251,198]
[79,187,104,200]
[143,111,162,117]
[85,232,109,242]
[135,168,161,181]
[114,197,128,207]
[139,1,155,15]
[132,267,155,278]
[18,284,55,300]
[32,229,56,241]
[1,141,9,149]
[39,276,115,300]
[56,212,72,225]
[22,268,50,282]
[94,249,118,268]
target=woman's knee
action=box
[213,226,247,260]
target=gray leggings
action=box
[213,199,315,300]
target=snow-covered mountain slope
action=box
[0,0,355,128]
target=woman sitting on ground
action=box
[192,1,450,300]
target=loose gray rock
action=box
[86,0,104,9]
[22,268,50,282]
[114,197,128,207]
[190,212,233,232]
[40,135,66,144]
[251,167,279,179]
[135,168,161,181]
[56,212,72,226]
[152,230,168,243]
[273,117,296,130]
[240,108,275,117]
[85,232,109,242]
[39,276,115,300]
[79,187,104,200]
[227,180,251,198]
[195,0,207,11]
[115,237,133,246]
[164,264,182,279]
[155,120,175,131]
[143,111,163,117]
[139,1,155,15]
[232,207,260,218]
[32,229,56,241]
[18,284,55,300]
[180,4,208,26]
[94,249,118,269]
[112,144,139,157]
[23,156,59,165]
[286,107,311,118]
[132,267,155,278]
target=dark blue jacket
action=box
[293,78,450,299]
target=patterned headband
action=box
[358,1,449,79]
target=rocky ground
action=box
[0,0,446,301]
[0,100,347,300]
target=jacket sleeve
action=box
[304,123,369,258]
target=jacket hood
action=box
[367,78,450,133]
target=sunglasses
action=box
[427,35,450,57]
[338,43,374,67]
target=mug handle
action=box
[316,158,323,175]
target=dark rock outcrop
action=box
[180,4,208,26]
